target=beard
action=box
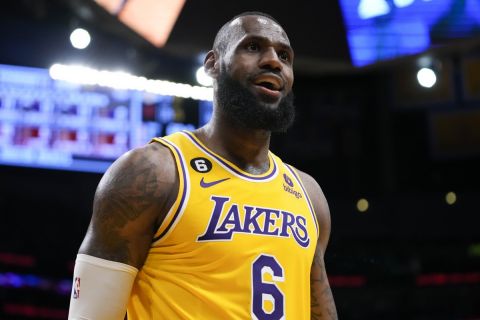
[215,71,295,133]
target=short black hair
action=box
[213,11,283,56]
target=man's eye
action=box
[247,42,259,51]
[279,51,290,62]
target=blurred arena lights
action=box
[69,28,91,50]
[0,272,71,295]
[417,67,437,88]
[195,66,213,87]
[49,64,213,101]
[356,198,369,212]
[0,252,35,268]
[468,243,480,257]
[392,0,415,8]
[445,191,457,205]
[3,304,67,319]
[357,0,390,19]
[416,272,480,286]
[328,275,366,287]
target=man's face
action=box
[215,15,295,132]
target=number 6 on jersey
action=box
[251,254,285,320]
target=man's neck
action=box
[194,114,272,175]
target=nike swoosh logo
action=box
[200,177,230,188]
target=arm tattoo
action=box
[97,157,160,227]
[311,252,338,320]
[87,153,164,263]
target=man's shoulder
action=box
[120,141,171,164]
[283,164,319,191]
[105,141,177,184]
[286,165,329,217]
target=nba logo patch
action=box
[73,277,80,299]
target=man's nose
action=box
[259,47,282,72]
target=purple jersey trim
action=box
[284,164,319,237]
[182,131,277,181]
[152,138,189,242]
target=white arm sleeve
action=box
[68,254,138,320]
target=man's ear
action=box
[204,50,219,78]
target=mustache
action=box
[247,70,285,82]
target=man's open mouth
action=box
[253,75,283,91]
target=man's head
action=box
[204,12,295,132]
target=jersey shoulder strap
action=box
[150,132,190,242]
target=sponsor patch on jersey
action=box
[73,277,80,299]
[197,196,310,248]
[283,173,294,187]
[283,173,302,199]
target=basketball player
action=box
[68,12,338,320]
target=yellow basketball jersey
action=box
[127,131,319,319]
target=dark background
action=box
[1,0,480,319]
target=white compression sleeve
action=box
[68,254,138,320]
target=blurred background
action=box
[0,0,479,319]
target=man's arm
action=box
[298,170,338,320]
[79,142,178,267]
[69,142,178,319]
